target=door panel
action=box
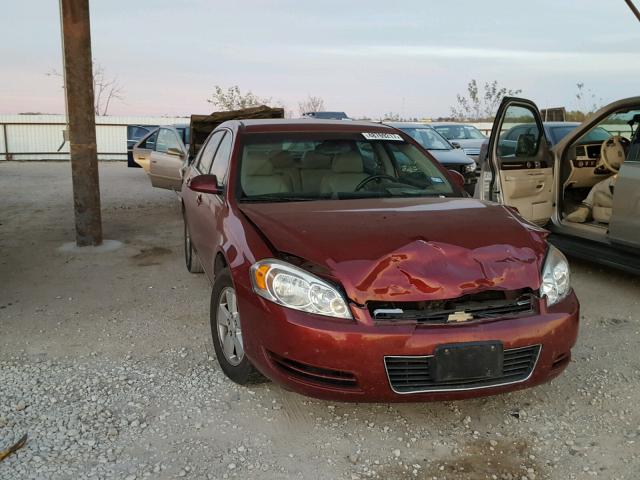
[181,130,229,278]
[482,97,554,224]
[609,161,640,247]
[149,128,186,190]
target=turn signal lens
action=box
[254,264,270,290]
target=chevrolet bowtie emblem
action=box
[447,311,473,323]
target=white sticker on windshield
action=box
[362,132,403,141]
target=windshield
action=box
[399,127,452,150]
[238,132,456,202]
[551,125,611,144]
[434,125,486,140]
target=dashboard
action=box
[564,142,612,189]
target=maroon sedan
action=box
[181,119,578,402]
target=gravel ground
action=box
[1,162,639,480]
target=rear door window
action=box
[210,132,233,183]
[139,130,158,150]
[156,128,182,153]
[197,131,225,173]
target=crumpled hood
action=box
[240,198,548,304]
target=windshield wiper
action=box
[241,195,319,203]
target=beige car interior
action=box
[297,152,333,192]
[563,136,627,226]
[497,133,554,225]
[241,142,452,197]
[319,152,368,194]
[241,151,292,196]
[592,189,614,223]
[243,149,369,195]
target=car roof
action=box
[236,119,398,133]
[153,123,189,129]
[384,122,432,129]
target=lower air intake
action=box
[385,345,541,393]
[268,351,358,388]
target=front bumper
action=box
[238,288,579,402]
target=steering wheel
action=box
[355,174,398,191]
[599,136,630,172]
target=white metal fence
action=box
[0,114,187,161]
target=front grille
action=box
[370,290,535,325]
[385,345,540,393]
[268,351,358,388]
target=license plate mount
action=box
[432,341,503,382]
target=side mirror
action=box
[448,169,465,190]
[167,147,185,158]
[188,174,222,195]
[451,141,462,149]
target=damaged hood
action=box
[240,198,548,304]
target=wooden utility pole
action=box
[624,0,640,22]
[59,0,103,246]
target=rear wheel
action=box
[210,269,265,385]
[184,216,203,273]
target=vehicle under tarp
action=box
[189,105,284,158]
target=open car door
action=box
[480,97,554,225]
[132,129,158,173]
[148,127,187,190]
[609,133,640,248]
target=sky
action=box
[1,0,640,119]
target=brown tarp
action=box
[189,105,284,157]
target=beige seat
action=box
[592,189,613,224]
[271,151,301,191]
[300,151,333,193]
[242,152,291,196]
[320,151,368,194]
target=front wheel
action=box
[210,269,265,385]
[184,216,203,273]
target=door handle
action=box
[196,194,203,206]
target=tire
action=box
[210,269,266,385]
[184,216,203,273]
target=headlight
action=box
[464,161,477,173]
[250,259,352,319]
[540,245,571,306]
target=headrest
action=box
[244,151,274,176]
[332,151,363,173]
[301,151,332,169]
[270,151,295,168]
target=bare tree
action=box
[92,63,124,116]
[47,62,124,116]
[207,85,271,111]
[298,95,325,116]
[381,112,402,121]
[451,80,522,121]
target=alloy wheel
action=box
[216,287,244,366]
